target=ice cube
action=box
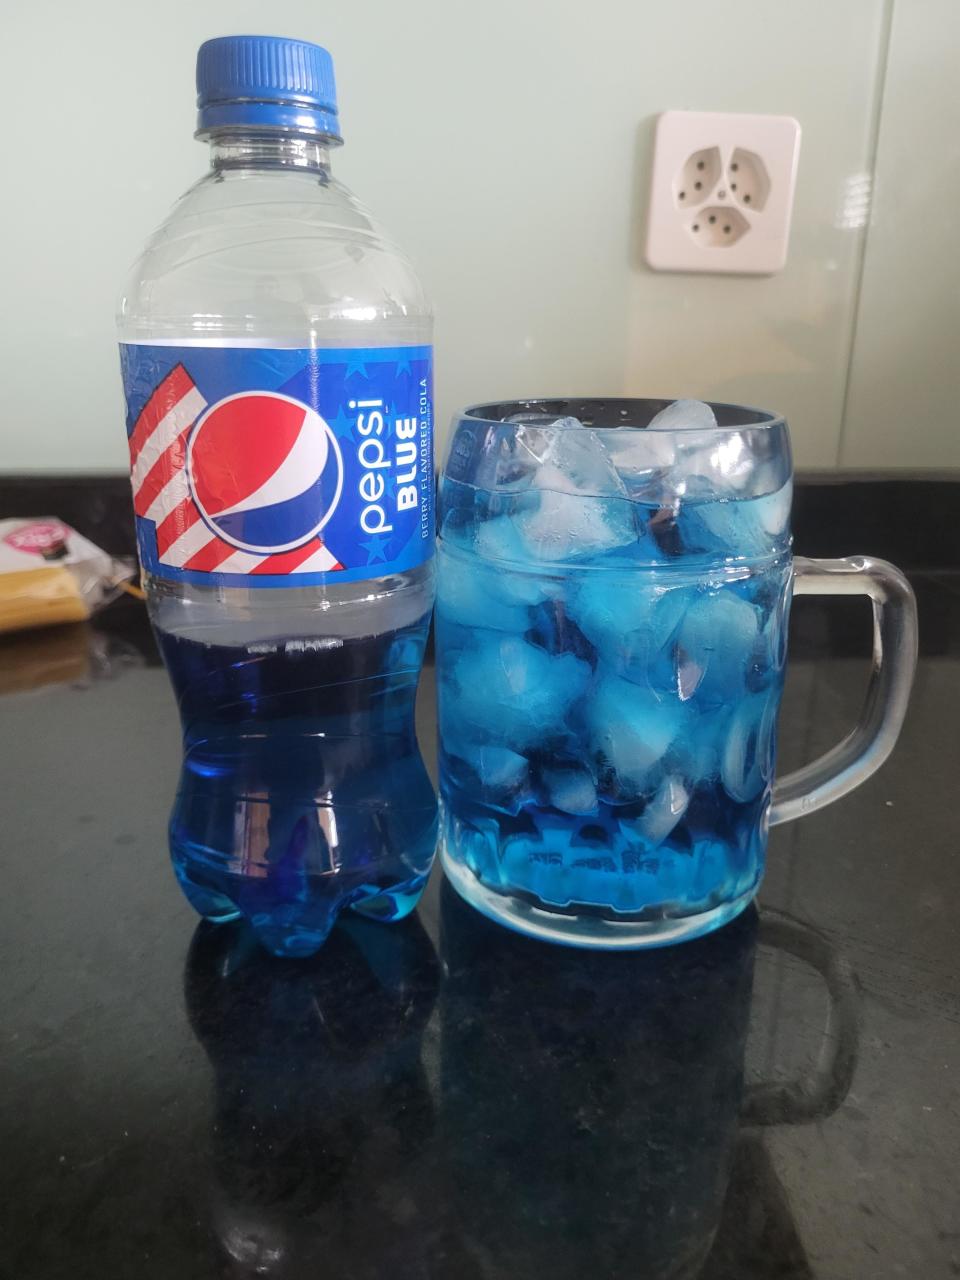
[642,400,731,509]
[515,487,638,562]
[676,705,731,782]
[638,775,690,847]
[496,416,586,480]
[449,635,592,749]
[477,745,529,790]
[755,481,792,538]
[473,516,556,606]
[472,512,526,563]
[721,693,778,802]
[495,418,572,490]
[471,745,532,814]
[574,575,682,641]
[542,764,599,816]
[684,427,755,497]
[648,399,718,432]
[600,429,679,503]
[573,577,691,685]
[674,590,759,705]
[539,421,629,498]
[696,497,778,561]
[477,419,643,564]
[437,548,531,632]
[589,673,687,795]
[638,497,719,561]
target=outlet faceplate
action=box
[645,111,801,275]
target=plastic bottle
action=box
[117,34,437,957]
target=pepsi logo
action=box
[186,392,343,554]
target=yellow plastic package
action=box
[0,518,130,635]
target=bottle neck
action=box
[207,130,333,174]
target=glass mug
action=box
[435,399,918,949]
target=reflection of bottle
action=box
[184,916,454,1278]
[438,883,759,1280]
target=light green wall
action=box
[841,0,960,468]
[1,0,953,472]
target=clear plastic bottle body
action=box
[118,131,437,955]
[119,132,434,639]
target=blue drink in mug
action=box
[436,399,917,948]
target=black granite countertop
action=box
[1,573,959,1280]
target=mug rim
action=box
[461,397,785,434]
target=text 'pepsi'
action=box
[117,35,437,956]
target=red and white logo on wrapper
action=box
[187,391,343,554]
[126,365,343,576]
[3,521,70,555]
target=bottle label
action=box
[118,343,434,586]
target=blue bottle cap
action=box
[196,35,341,142]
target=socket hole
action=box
[731,182,737,190]
[675,146,722,211]
[687,205,748,246]
[729,148,771,211]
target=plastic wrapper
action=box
[0,518,136,635]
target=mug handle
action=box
[769,556,918,827]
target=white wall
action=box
[1,0,954,472]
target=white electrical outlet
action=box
[645,111,801,275]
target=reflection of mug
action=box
[436,400,918,948]
[438,884,859,1280]
[183,916,456,1279]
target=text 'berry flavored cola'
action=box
[117,35,437,957]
